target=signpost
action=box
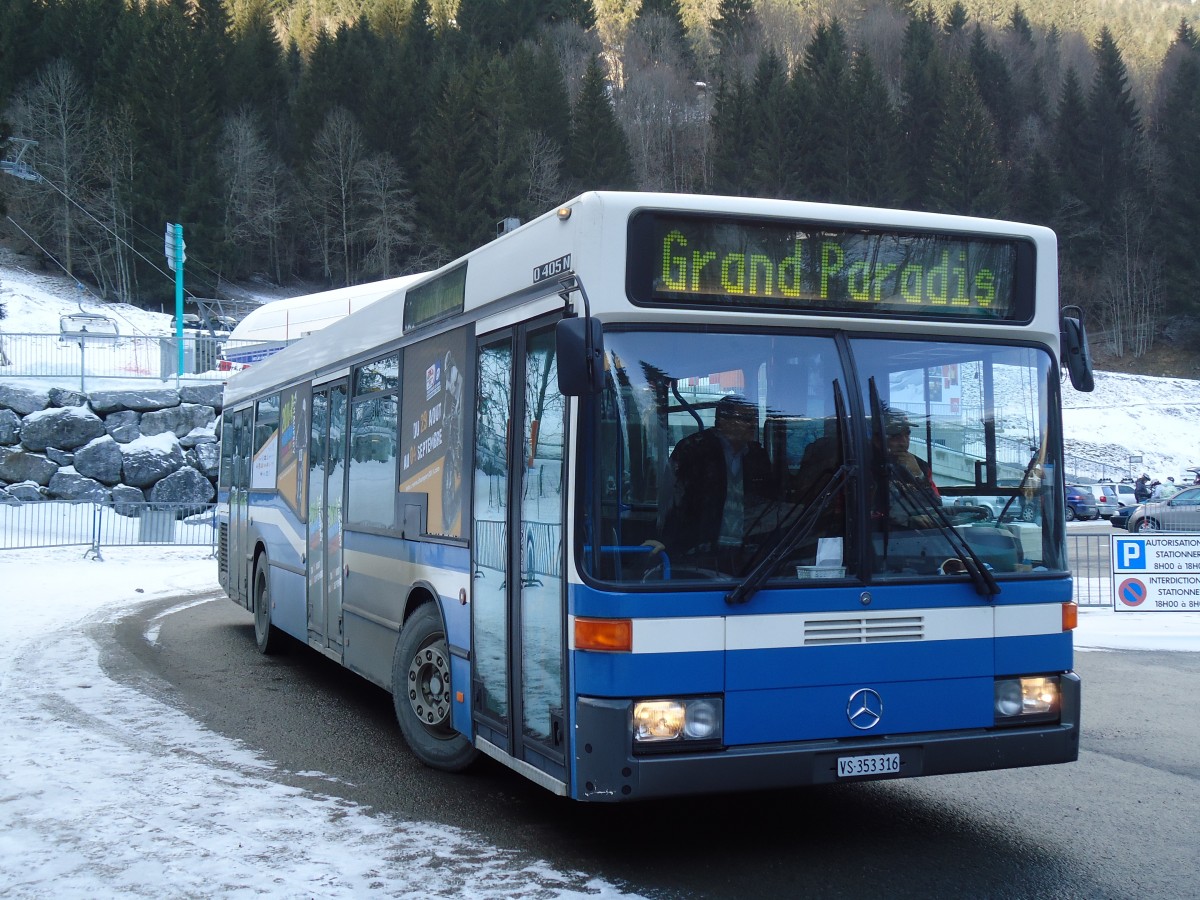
[1128,454,1142,479]
[1111,534,1200,611]
[165,222,186,380]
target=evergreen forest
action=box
[1,0,1198,362]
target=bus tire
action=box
[253,561,285,655]
[392,602,478,772]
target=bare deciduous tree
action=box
[523,131,566,212]
[6,59,100,278]
[1096,195,1161,360]
[353,152,416,279]
[217,108,291,282]
[304,106,366,284]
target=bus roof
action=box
[222,191,1060,408]
[227,274,427,344]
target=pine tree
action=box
[635,0,694,73]
[224,0,291,150]
[744,50,793,198]
[926,65,1005,216]
[416,60,493,255]
[1153,41,1200,314]
[1083,27,1145,223]
[797,19,852,202]
[898,6,948,207]
[846,51,907,207]
[967,25,1016,154]
[707,73,751,195]
[710,0,757,84]
[565,57,635,191]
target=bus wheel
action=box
[253,562,285,655]
[392,602,478,772]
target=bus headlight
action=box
[994,676,1060,725]
[632,697,723,751]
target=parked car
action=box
[1064,484,1100,521]
[1092,481,1137,518]
[1124,486,1200,532]
[942,492,1030,522]
[1110,502,1138,530]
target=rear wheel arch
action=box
[391,596,478,772]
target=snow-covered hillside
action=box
[2,251,1196,482]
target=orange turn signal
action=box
[575,617,632,652]
[1062,601,1078,632]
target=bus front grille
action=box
[803,615,925,645]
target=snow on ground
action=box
[0,546,639,899]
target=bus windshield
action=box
[586,329,1066,586]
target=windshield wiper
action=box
[726,382,852,606]
[868,380,999,599]
[886,459,1000,598]
[998,450,1041,522]
[726,465,851,605]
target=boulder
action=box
[74,436,124,485]
[0,447,58,486]
[187,441,220,479]
[45,447,74,466]
[48,470,112,503]
[140,403,216,439]
[0,384,50,416]
[88,388,180,415]
[180,383,223,409]
[103,409,141,443]
[180,425,217,449]
[20,406,106,452]
[149,466,215,509]
[111,484,147,516]
[0,408,22,445]
[119,434,184,488]
[49,387,87,408]
[6,481,45,501]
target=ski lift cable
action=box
[14,170,205,301]
[4,214,151,338]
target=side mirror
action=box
[1060,312,1094,393]
[556,317,604,396]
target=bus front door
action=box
[472,317,567,783]
[307,380,348,657]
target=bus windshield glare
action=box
[585,329,1065,586]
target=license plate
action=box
[837,752,901,778]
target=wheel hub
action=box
[407,644,451,728]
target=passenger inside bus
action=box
[880,408,941,529]
[644,394,774,573]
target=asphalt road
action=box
[101,594,1200,900]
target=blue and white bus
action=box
[216,191,1094,802]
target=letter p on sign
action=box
[1118,539,1145,570]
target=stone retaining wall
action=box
[0,382,222,508]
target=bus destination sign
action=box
[628,212,1030,322]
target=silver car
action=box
[1124,486,1200,533]
[1092,482,1137,518]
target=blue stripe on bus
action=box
[574,649,725,696]
[996,630,1072,674]
[724,676,995,743]
[726,637,994,691]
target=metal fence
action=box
[0,500,217,558]
[1068,533,1118,607]
[0,331,272,388]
